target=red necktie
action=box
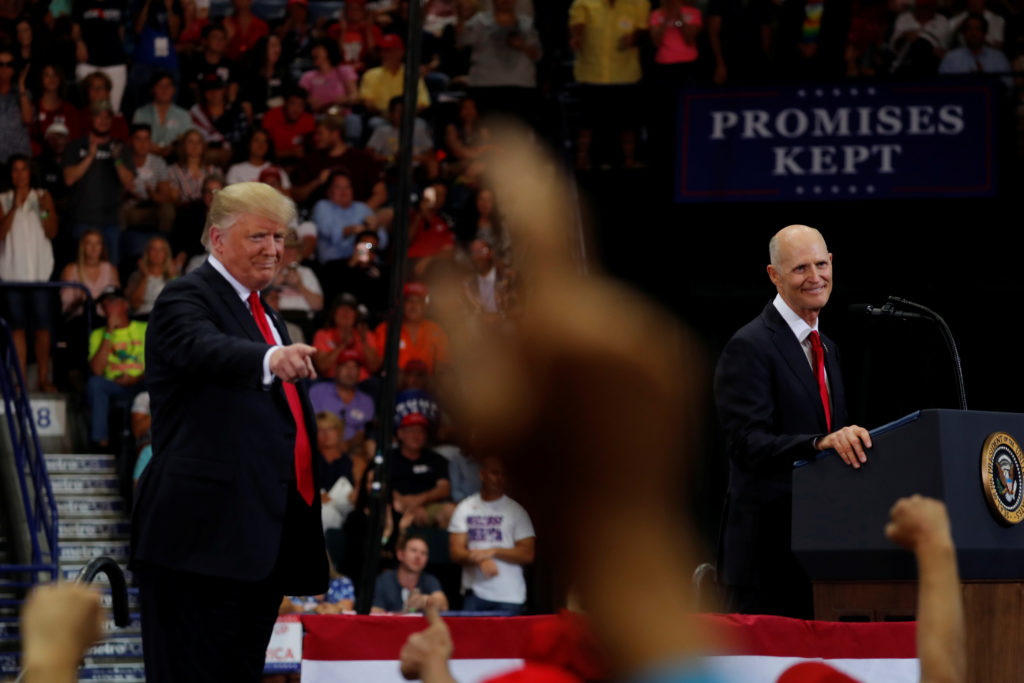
[808,331,832,431]
[248,291,315,506]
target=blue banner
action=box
[675,82,997,202]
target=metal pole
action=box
[355,0,425,614]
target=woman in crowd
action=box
[60,230,120,318]
[76,71,130,141]
[29,64,79,156]
[457,186,508,256]
[131,72,193,158]
[649,0,702,85]
[0,155,58,392]
[168,129,217,205]
[124,235,178,318]
[174,173,224,269]
[225,128,291,188]
[240,34,292,120]
[189,73,250,167]
[14,16,44,102]
[444,96,491,184]
[299,39,359,114]
[312,293,381,381]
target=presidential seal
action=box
[981,432,1024,526]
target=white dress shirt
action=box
[208,253,281,386]
[772,293,832,404]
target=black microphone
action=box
[849,303,927,320]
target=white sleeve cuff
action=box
[262,346,279,387]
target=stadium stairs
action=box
[0,319,142,683]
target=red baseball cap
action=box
[338,349,362,367]
[399,413,429,428]
[379,34,405,52]
[404,282,428,299]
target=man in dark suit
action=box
[714,224,872,619]
[132,182,328,682]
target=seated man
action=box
[86,287,146,448]
[262,85,316,167]
[390,413,450,532]
[372,533,449,614]
[123,124,175,234]
[310,349,375,457]
[366,96,438,181]
[448,455,535,614]
[373,283,450,375]
[316,412,355,533]
[939,12,1012,89]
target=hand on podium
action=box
[816,425,872,469]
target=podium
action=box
[792,409,1024,682]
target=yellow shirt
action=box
[88,322,147,380]
[569,0,650,85]
[359,66,432,114]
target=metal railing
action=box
[0,316,58,580]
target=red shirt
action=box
[408,213,455,260]
[262,105,316,156]
[77,108,130,143]
[311,327,371,381]
[224,14,269,60]
[30,101,80,156]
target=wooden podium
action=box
[792,410,1024,683]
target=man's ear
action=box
[767,264,780,287]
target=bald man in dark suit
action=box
[714,225,872,619]
[132,182,328,682]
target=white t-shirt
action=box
[448,493,535,604]
[225,161,292,188]
[131,391,150,416]
[277,264,323,313]
[0,190,53,282]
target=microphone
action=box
[849,303,927,320]
[851,296,968,410]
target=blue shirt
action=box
[287,576,355,612]
[372,569,443,612]
[939,46,1012,88]
[312,200,387,262]
[309,382,375,441]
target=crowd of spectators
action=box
[568,0,1024,165]
[0,0,1014,619]
[0,0,542,615]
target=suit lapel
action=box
[264,303,292,346]
[196,262,266,344]
[761,303,828,430]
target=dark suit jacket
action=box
[714,302,848,590]
[132,261,327,595]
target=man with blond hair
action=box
[714,224,872,619]
[132,181,328,682]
